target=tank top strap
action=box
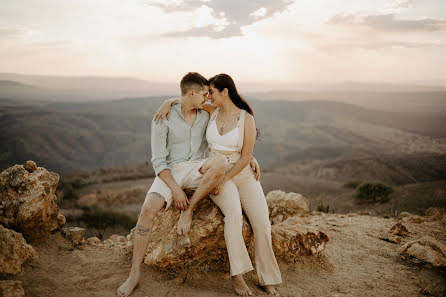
[207,107,221,152]
[237,109,246,153]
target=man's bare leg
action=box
[117,193,166,297]
[177,155,226,235]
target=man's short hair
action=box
[180,72,209,96]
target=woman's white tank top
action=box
[206,107,245,152]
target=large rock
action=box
[0,225,38,274]
[0,163,62,240]
[0,280,25,297]
[398,236,446,270]
[127,191,326,270]
[129,198,252,269]
[266,190,309,225]
[271,222,329,261]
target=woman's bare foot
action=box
[262,285,279,296]
[232,274,253,297]
[177,210,193,235]
[116,270,140,297]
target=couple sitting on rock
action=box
[117,72,282,297]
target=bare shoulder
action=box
[244,112,255,124]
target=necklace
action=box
[218,109,240,134]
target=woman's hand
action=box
[250,156,261,181]
[154,97,179,123]
[210,179,225,195]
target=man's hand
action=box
[250,157,261,181]
[173,188,189,210]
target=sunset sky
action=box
[1,0,445,84]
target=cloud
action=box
[328,13,446,32]
[146,0,293,38]
[384,0,413,10]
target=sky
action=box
[0,0,445,84]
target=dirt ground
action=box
[8,214,446,297]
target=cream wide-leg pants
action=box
[209,155,282,286]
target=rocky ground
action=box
[2,212,445,297]
[2,162,446,297]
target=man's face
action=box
[191,85,209,109]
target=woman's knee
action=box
[209,154,227,174]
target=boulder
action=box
[271,223,329,260]
[133,198,252,269]
[398,236,446,270]
[126,191,327,270]
[0,225,38,274]
[0,280,25,297]
[61,227,85,246]
[0,163,61,240]
[266,190,309,225]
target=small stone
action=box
[57,214,66,228]
[61,227,85,246]
[419,287,432,295]
[87,237,101,245]
[311,211,325,216]
[104,239,113,245]
[0,280,25,297]
[389,222,408,236]
[109,234,126,243]
[23,161,37,173]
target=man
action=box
[117,72,258,297]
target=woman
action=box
[155,74,281,296]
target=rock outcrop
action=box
[0,163,65,240]
[126,191,327,270]
[0,280,25,297]
[398,236,446,271]
[266,190,309,225]
[0,225,37,274]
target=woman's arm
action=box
[154,97,180,123]
[222,113,257,182]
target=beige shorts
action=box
[146,159,207,209]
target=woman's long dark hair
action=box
[209,73,259,138]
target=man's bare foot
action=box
[232,274,253,297]
[262,285,279,296]
[116,270,140,297]
[177,209,193,235]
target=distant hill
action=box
[1,97,445,175]
[0,73,177,101]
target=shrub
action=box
[354,182,394,203]
[343,180,362,189]
[71,178,87,189]
[316,203,330,213]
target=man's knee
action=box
[140,193,165,220]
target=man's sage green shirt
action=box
[151,102,209,176]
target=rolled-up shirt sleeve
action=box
[150,119,169,176]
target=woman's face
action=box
[208,84,224,106]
